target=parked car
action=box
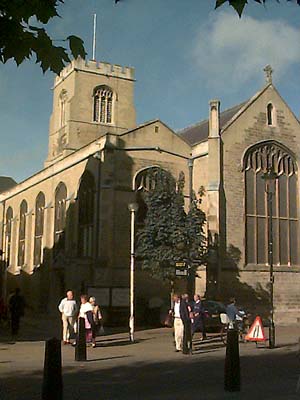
[202,300,226,332]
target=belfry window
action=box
[78,171,95,257]
[244,142,299,266]
[59,90,67,128]
[93,86,113,124]
[5,207,13,266]
[54,183,67,252]
[18,200,27,266]
[34,192,45,266]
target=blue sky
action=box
[1,0,300,182]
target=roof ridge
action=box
[177,100,247,134]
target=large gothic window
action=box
[34,192,45,266]
[134,167,175,225]
[18,200,27,266]
[244,142,299,266]
[54,183,67,252]
[93,86,113,124]
[5,207,13,265]
[78,171,95,257]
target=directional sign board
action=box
[175,262,188,277]
[175,268,188,277]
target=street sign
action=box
[245,316,266,342]
[175,262,186,268]
[175,268,188,277]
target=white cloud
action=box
[193,12,300,91]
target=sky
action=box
[1,0,300,182]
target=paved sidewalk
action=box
[1,324,300,400]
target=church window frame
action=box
[78,171,95,258]
[54,182,67,253]
[133,166,176,226]
[93,86,113,124]
[5,207,13,266]
[34,192,45,267]
[18,200,28,267]
[243,141,299,267]
[267,103,276,126]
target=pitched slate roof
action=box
[0,176,17,193]
[178,102,247,146]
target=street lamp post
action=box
[262,166,278,349]
[128,202,139,343]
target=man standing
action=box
[58,290,78,344]
[170,294,183,352]
[191,294,207,340]
[180,293,192,355]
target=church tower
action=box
[45,57,136,167]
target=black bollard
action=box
[224,328,240,392]
[75,317,87,362]
[42,337,63,400]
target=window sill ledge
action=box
[244,263,300,272]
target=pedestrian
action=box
[58,290,78,345]
[79,294,96,347]
[191,294,207,340]
[89,296,103,345]
[169,294,183,352]
[8,288,25,338]
[226,297,245,330]
[180,293,192,355]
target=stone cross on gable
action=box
[264,65,273,84]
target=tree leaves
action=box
[67,36,86,60]
[0,0,87,74]
[215,0,300,17]
[136,170,207,282]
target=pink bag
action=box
[84,316,91,330]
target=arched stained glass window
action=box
[54,183,67,252]
[5,207,13,265]
[34,192,45,266]
[134,167,175,224]
[93,86,113,124]
[18,200,27,266]
[78,171,95,257]
[244,142,299,266]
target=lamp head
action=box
[128,202,139,212]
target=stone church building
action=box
[0,59,299,324]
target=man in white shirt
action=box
[58,290,78,344]
[170,294,184,352]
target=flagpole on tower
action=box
[92,13,97,60]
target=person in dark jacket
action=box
[180,294,192,355]
[191,294,207,340]
[9,288,25,338]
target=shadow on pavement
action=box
[1,345,299,400]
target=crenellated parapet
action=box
[54,57,135,87]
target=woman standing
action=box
[89,296,103,345]
[79,294,96,348]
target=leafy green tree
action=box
[0,1,119,74]
[215,0,300,17]
[136,169,207,283]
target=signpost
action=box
[175,262,188,277]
